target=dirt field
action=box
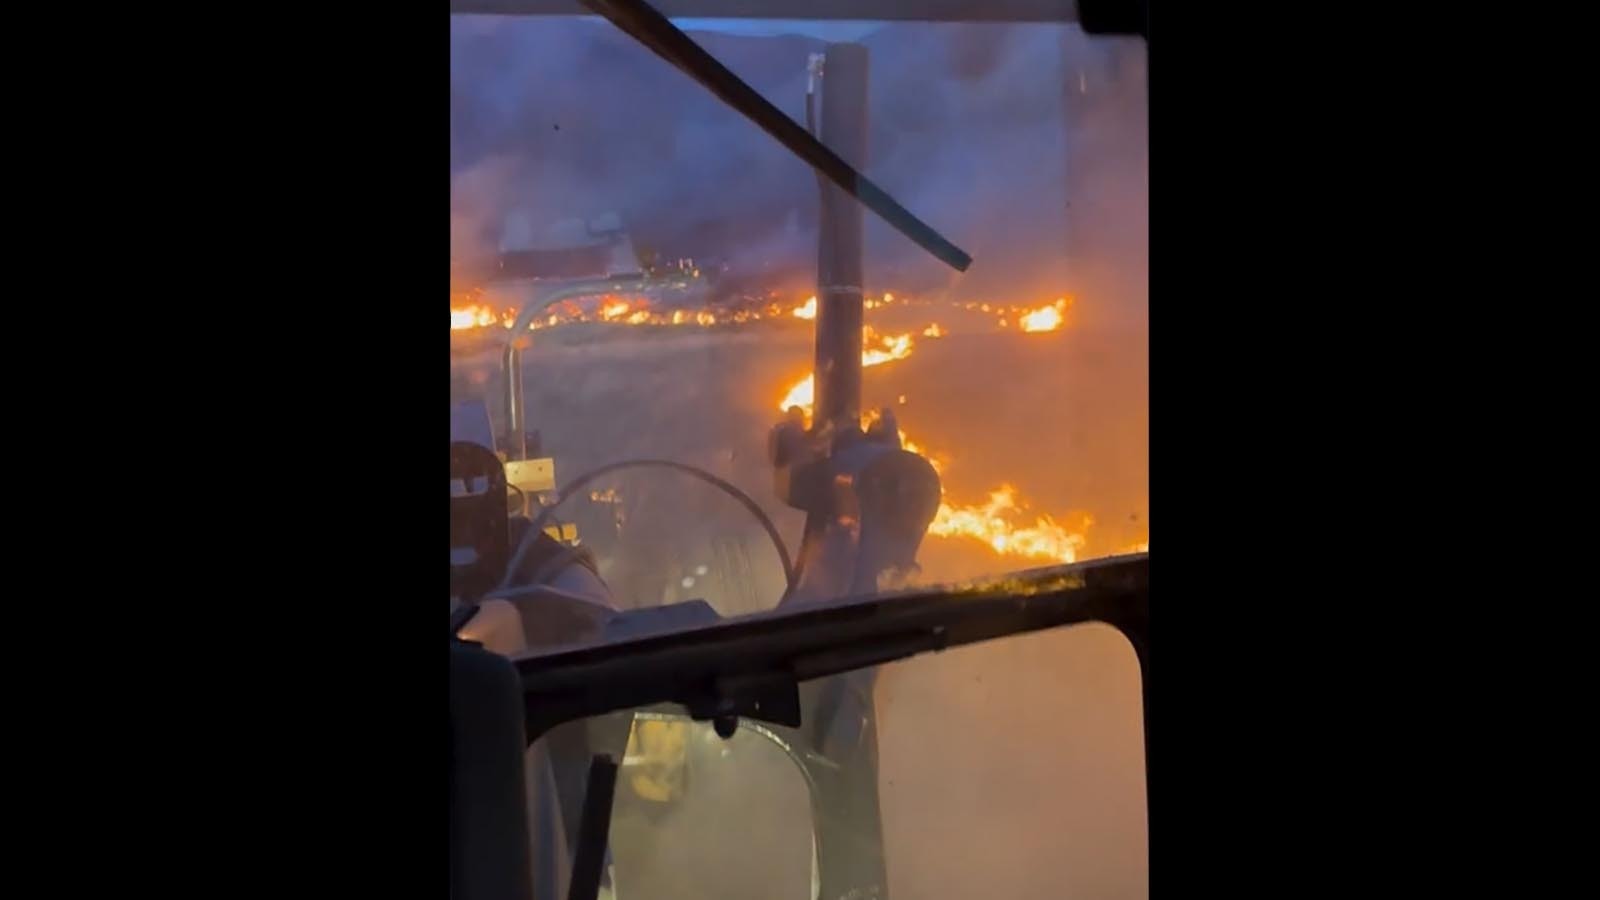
[455,316,1146,606]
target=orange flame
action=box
[779,376,815,413]
[451,305,500,331]
[460,286,1101,565]
[860,326,914,366]
[927,487,1090,563]
[856,413,1086,562]
[772,314,1092,565]
[1019,298,1069,333]
[453,290,1073,343]
[777,327,915,415]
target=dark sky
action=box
[450,16,1146,313]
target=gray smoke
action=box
[450,19,1147,323]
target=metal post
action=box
[814,42,868,435]
[449,641,536,900]
[497,277,653,463]
[502,341,528,460]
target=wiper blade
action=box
[579,0,973,272]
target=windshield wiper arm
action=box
[579,0,973,272]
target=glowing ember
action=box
[792,296,817,320]
[1019,298,1069,333]
[600,299,632,321]
[922,323,946,338]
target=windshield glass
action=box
[450,7,1148,898]
[550,623,1145,899]
[450,11,1145,612]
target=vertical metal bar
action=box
[1115,619,1151,844]
[566,755,620,900]
[814,42,869,434]
[450,641,536,900]
[503,342,528,460]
